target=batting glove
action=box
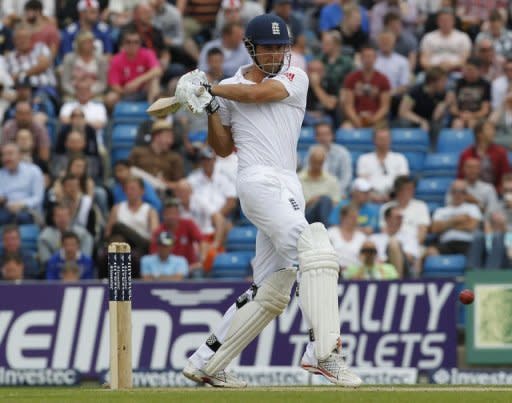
[202,83,220,115]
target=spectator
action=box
[59,81,108,130]
[306,60,339,126]
[55,108,98,156]
[215,0,264,35]
[60,30,108,100]
[327,205,367,271]
[375,30,410,98]
[46,231,94,280]
[150,198,205,274]
[380,175,431,244]
[107,0,138,28]
[345,240,399,280]
[457,120,510,193]
[337,4,369,56]
[318,31,354,97]
[0,20,14,55]
[129,119,184,191]
[151,0,185,49]
[0,57,15,120]
[187,147,237,219]
[16,128,46,171]
[60,262,82,282]
[398,67,448,134]
[430,179,482,256]
[383,12,418,71]
[342,44,391,128]
[304,122,352,196]
[5,23,57,102]
[448,57,491,129]
[299,145,341,227]
[4,78,49,126]
[456,0,508,36]
[174,179,230,271]
[0,143,44,225]
[371,205,420,278]
[319,0,370,34]
[2,1,55,24]
[205,47,226,83]
[490,88,512,148]
[357,127,409,202]
[141,231,189,280]
[23,0,60,60]
[476,10,512,59]
[0,255,25,281]
[491,57,512,111]
[130,4,166,56]
[112,159,162,213]
[450,158,500,217]
[2,101,50,162]
[60,0,112,58]
[476,38,504,82]
[105,176,160,255]
[419,7,472,72]
[0,225,39,279]
[198,22,251,77]
[51,174,95,234]
[106,27,162,109]
[38,203,93,267]
[329,178,380,233]
[370,0,418,40]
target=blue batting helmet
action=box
[245,14,290,46]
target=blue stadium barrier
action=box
[423,153,459,178]
[416,177,453,203]
[226,226,257,251]
[436,129,474,154]
[111,147,132,166]
[211,252,253,278]
[422,254,466,277]
[335,128,374,151]
[391,128,429,152]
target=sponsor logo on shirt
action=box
[284,72,295,81]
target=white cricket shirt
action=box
[217,65,308,173]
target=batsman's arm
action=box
[207,112,234,158]
[210,80,288,103]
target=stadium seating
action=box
[112,101,149,123]
[415,177,453,203]
[211,251,253,278]
[111,124,138,147]
[391,128,429,152]
[335,128,374,151]
[225,226,257,251]
[403,151,426,175]
[423,254,467,277]
[298,126,315,150]
[189,130,207,143]
[422,153,459,178]
[111,147,132,166]
[436,129,474,154]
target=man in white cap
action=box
[215,0,264,35]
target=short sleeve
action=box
[140,256,152,276]
[108,57,122,86]
[217,96,231,127]
[176,257,189,275]
[270,67,309,108]
[144,49,160,69]
[343,72,357,89]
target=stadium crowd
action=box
[1,0,512,282]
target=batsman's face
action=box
[255,44,287,75]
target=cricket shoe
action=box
[301,350,363,388]
[183,362,247,388]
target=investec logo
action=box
[0,287,233,374]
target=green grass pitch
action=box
[1,386,512,403]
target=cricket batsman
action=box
[151,13,362,388]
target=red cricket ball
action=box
[459,289,474,305]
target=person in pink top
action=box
[105,26,162,110]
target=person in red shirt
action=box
[150,198,206,276]
[457,120,510,193]
[342,43,391,128]
[24,0,60,60]
[105,26,162,110]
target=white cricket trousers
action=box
[189,165,319,370]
